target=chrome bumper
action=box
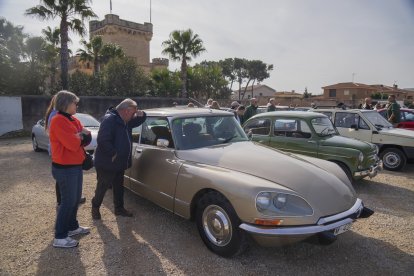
[354,161,383,178]
[239,198,364,237]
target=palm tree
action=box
[25,0,96,89]
[42,26,60,91]
[162,29,206,98]
[77,36,125,74]
[77,35,104,74]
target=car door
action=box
[334,112,373,142]
[400,110,414,130]
[271,118,317,157]
[36,119,49,149]
[127,117,181,212]
[243,118,271,145]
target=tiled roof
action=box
[322,82,375,89]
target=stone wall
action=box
[18,96,188,134]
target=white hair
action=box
[116,98,137,111]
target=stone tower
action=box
[89,14,155,72]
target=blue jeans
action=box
[52,166,82,239]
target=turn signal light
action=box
[254,218,283,226]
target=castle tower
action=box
[89,14,153,72]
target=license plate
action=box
[333,223,352,236]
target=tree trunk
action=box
[94,54,99,74]
[243,78,252,99]
[181,59,187,98]
[60,16,69,90]
[251,79,256,98]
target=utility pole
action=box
[110,0,112,14]
[150,0,152,23]
[352,72,356,83]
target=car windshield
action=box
[311,117,337,136]
[363,111,393,129]
[75,113,100,127]
[172,115,248,150]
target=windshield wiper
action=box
[319,126,334,136]
[221,135,237,144]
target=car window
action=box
[140,117,173,148]
[274,119,312,138]
[74,113,100,127]
[334,112,369,129]
[403,111,414,121]
[243,118,271,135]
[173,115,247,150]
[312,117,337,136]
[319,112,332,121]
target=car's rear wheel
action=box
[196,191,248,257]
[32,135,41,152]
[332,161,354,184]
[380,148,406,171]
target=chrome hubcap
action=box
[202,205,232,247]
[383,152,400,168]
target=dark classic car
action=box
[124,107,373,257]
[243,111,382,183]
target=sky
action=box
[1,0,414,94]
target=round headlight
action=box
[273,194,287,209]
[358,152,364,163]
[256,192,271,211]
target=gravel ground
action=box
[0,137,413,276]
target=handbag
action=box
[82,149,94,170]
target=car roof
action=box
[252,110,327,119]
[314,108,376,113]
[378,108,413,112]
[143,107,233,117]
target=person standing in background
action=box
[244,98,258,121]
[49,90,91,248]
[91,99,147,220]
[387,95,401,127]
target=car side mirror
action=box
[156,138,170,148]
[350,124,359,130]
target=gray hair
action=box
[116,98,137,110]
[55,90,79,112]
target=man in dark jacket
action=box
[244,98,258,121]
[92,99,146,219]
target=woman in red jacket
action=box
[49,90,90,248]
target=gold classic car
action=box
[124,107,373,257]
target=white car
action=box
[31,113,100,152]
[313,109,414,171]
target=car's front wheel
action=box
[32,135,41,152]
[196,191,248,257]
[380,148,406,171]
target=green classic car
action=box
[243,111,382,182]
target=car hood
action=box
[378,127,414,139]
[320,135,374,152]
[176,141,356,213]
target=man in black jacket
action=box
[91,99,146,219]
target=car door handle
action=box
[136,148,142,153]
[308,140,316,144]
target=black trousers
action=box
[91,169,125,210]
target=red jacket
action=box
[49,112,84,165]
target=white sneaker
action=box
[53,237,79,248]
[68,226,90,237]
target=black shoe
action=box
[79,197,86,204]
[115,208,133,217]
[92,207,101,220]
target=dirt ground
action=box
[0,137,413,276]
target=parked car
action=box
[377,108,414,130]
[257,105,292,114]
[124,107,373,257]
[31,112,100,152]
[313,109,414,171]
[243,111,381,183]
